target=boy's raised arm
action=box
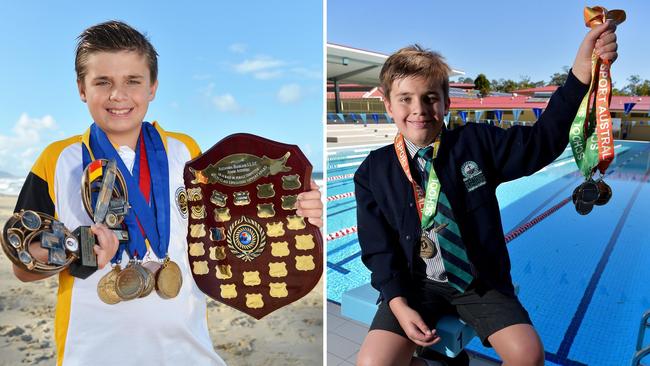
[484,20,618,184]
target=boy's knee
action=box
[355,351,376,366]
[501,343,544,366]
[356,349,402,366]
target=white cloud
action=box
[277,84,303,104]
[213,94,242,113]
[291,67,322,80]
[235,56,285,73]
[235,56,287,79]
[0,113,59,176]
[254,70,284,80]
[229,43,247,54]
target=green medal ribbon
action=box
[569,6,625,179]
[394,134,440,230]
[569,51,600,179]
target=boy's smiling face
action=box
[77,50,157,145]
[384,75,449,147]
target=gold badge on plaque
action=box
[257,203,275,218]
[183,133,323,319]
[233,191,251,206]
[281,195,298,210]
[257,183,275,199]
[210,190,227,207]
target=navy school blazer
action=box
[354,71,588,302]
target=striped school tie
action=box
[417,147,474,292]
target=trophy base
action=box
[69,226,98,279]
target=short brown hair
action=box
[75,20,158,83]
[380,44,450,101]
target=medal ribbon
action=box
[569,6,625,179]
[393,133,440,230]
[81,122,170,260]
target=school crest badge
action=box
[461,161,486,192]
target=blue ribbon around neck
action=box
[81,122,170,262]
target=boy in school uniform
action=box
[11,20,323,365]
[354,21,618,366]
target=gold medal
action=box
[419,234,436,259]
[419,223,448,259]
[139,261,162,298]
[97,265,121,305]
[135,264,155,298]
[155,258,182,299]
[115,262,146,301]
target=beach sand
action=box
[0,195,323,365]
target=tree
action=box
[517,75,544,89]
[456,77,474,84]
[502,79,519,93]
[636,80,650,96]
[624,75,641,95]
[474,74,491,97]
[624,75,650,96]
[549,66,570,86]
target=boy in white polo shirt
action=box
[12,20,323,365]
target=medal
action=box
[115,261,146,301]
[155,257,182,299]
[419,234,436,259]
[595,179,612,206]
[569,7,625,216]
[579,180,599,204]
[139,261,161,298]
[419,223,448,259]
[573,179,599,215]
[97,265,122,305]
[135,263,155,298]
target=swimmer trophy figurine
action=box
[184,133,323,319]
[1,160,130,278]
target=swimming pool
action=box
[326,140,650,366]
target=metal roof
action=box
[327,43,464,86]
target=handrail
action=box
[632,309,650,366]
[632,346,649,366]
[637,309,650,351]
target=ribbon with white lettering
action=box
[569,6,625,179]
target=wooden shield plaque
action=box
[183,133,323,319]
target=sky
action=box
[328,0,649,88]
[0,1,323,177]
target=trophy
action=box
[184,134,323,319]
[71,159,129,278]
[1,159,130,278]
[1,210,79,275]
